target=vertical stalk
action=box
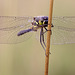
[44,0,54,75]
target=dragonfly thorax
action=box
[32,16,48,27]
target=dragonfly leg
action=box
[43,27,51,54]
[44,27,52,35]
[43,23,54,34]
[40,28,51,55]
[40,28,46,53]
[41,29,46,47]
[51,23,54,27]
[41,30,51,56]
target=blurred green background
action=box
[0,0,75,75]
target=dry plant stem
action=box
[44,0,54,75]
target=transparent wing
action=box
[0,16,75,44]
[51,16,75,44]
[0,16,33,44]
[44,16,75,45]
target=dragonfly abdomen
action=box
[17,29,32,36]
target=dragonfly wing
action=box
[51,16,75,44]
[0,16,33,44]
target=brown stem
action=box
[44,0,54,75]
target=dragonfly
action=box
[0,16,75,54]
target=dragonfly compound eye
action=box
[43,20,48,25]
[43,16,48,20]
